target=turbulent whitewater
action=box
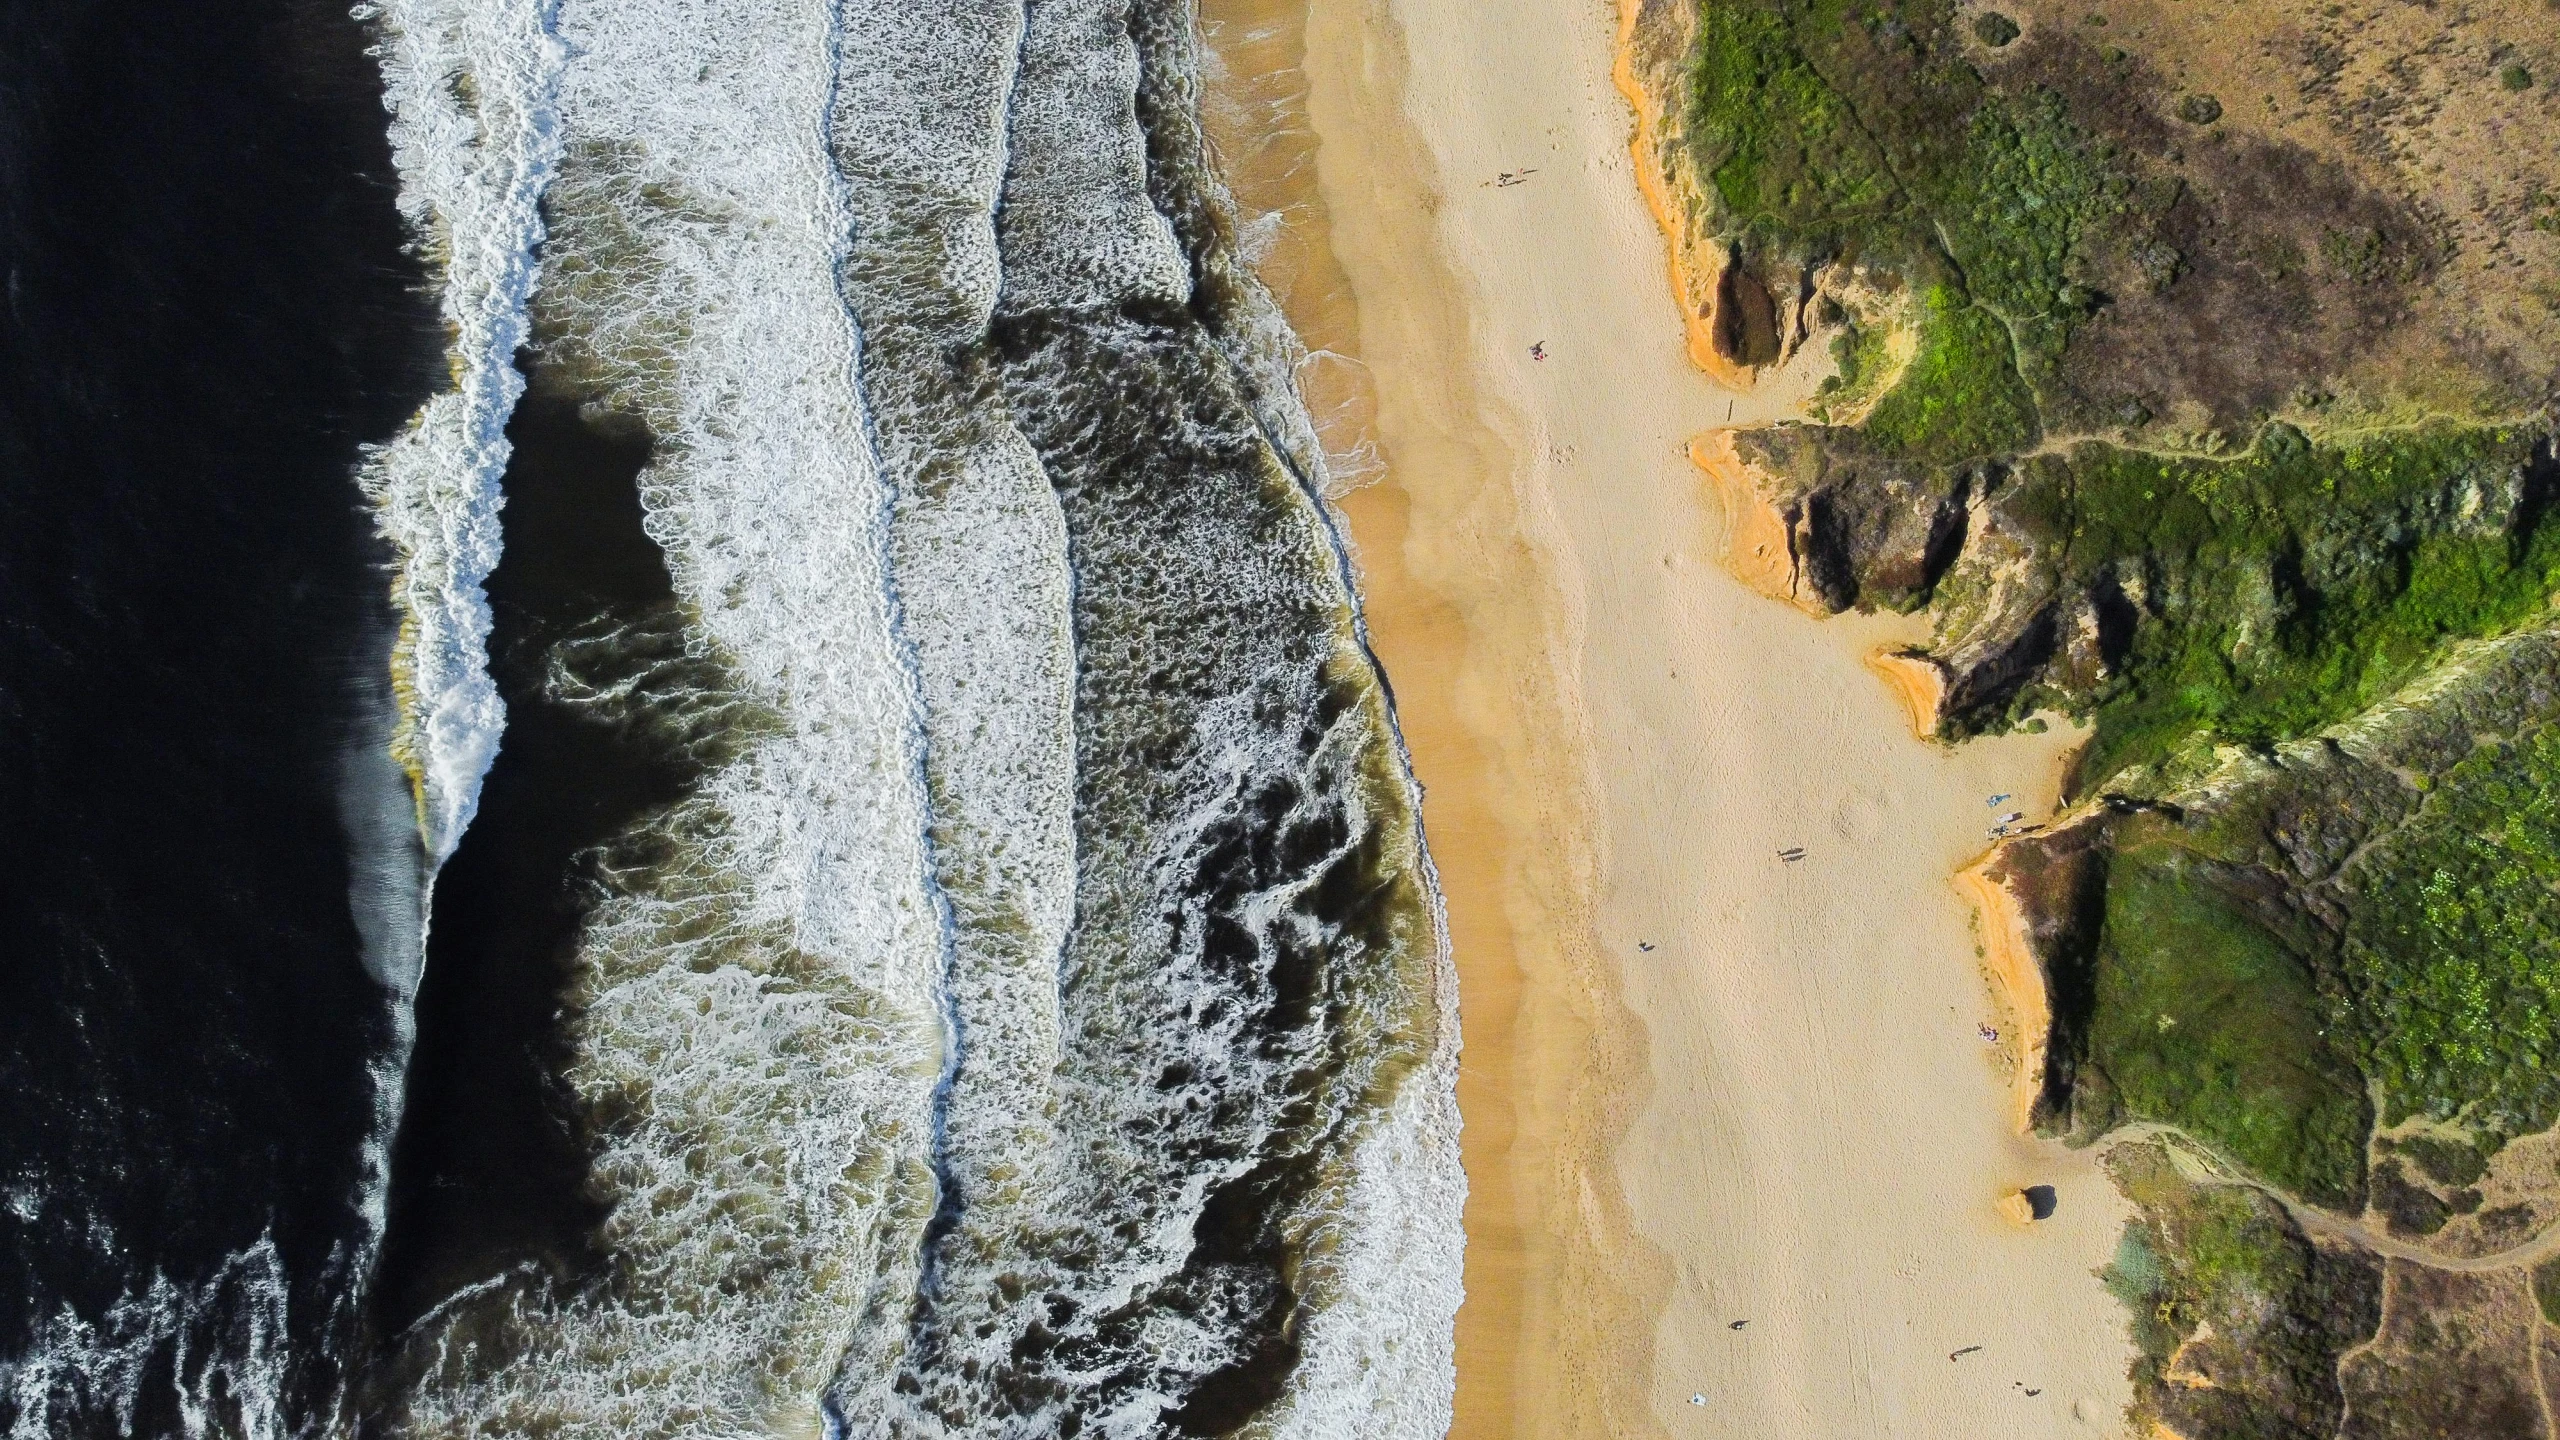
[359,0,1465,1433]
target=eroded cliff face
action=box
[1640,0,2560,1433]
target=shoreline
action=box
[1288,2,1672,1430]
[1218,0,2143,1430]
[1196,0,1660,1430]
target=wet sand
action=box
[1204,0,2145,1432]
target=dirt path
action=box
[2100,1123,2560,1275]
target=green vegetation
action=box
[2063,625,2560,1214]
[2501,63,2535,93]
[2393,1132,2489,1188]
[2089,848,2369,1204]
[1859,285,2039,461]
[2104,1142,2378,1437]
[1688,0,1906,239]
[1811,318,1893,417]
[1937,87,2123,391]
[1688,0,2127,437]
[2343,721,2560,1129]
[1997,425,2560,789]
[2105,1153,2310,1358]
[1971,10,2018,46]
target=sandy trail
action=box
[1203,0,2145,1431]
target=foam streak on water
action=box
[1,1240,300,1440]
[825,0,1086,1421]
[361,0,567,864]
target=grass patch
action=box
[1861,285,2041,462]
[2091,847,2369,1205]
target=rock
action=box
[1711,252,1782,368]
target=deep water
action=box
[369,382,696,1338]
[0,0,443,1431]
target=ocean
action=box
[0,0,1461,1435]
[0,0,440,1429]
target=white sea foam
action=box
[826,0,1465,1421]
[0,1238,300,1440]
[827,0,1086,1415]
[999,0,1194,315]
[370,0,1462,1430]
[360,0,565,863]
[1252,855,1463,1440]
[391,0,948,1429]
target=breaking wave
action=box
[362,0,565,862]
[361,0,1464,1432]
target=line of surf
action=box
[360,0,566,866]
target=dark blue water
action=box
[0,0,443,1431]
[369,379,696,1345]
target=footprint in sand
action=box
[1830,789,1888,843]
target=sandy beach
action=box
[1205,0,2144,1432]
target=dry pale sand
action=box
[1205,0,2145,1433]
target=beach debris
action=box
[1978,1024,1999,1043]
[1729,1319,1748,1330]
[1529,341,1547,361]
[1950,1345,1984,1362]
[1986,793,2011,807]
[1637,940,1656,952]
[2000,812,2024,826]
[1778,846,1807,863]
[1486,168,1540,188]
[2026,1389,2042,1397]
[1689,1393,1706,1406]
